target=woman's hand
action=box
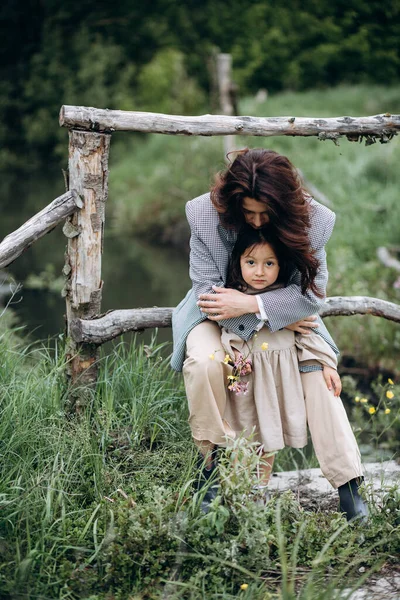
[197,286,258,320]
[285,316,319,334]
[323,366,342,397]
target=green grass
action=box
[0,317,399,599]
[108,83,400,369]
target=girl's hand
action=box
[285,316,319,334]
[323,366,342,397]
[197,286,259,320]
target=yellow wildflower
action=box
[388,378,394,385]
[240,584,249,591]
[223,354,231,364]
[209,354,215,360]
[385,408,391,414]
[360,398,368,403]
[227,375,237,380]
[386,390,394,399]
[355,396,360,403]
[368,407,376,415]
[261,342,269,351]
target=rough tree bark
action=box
[0,191,82,269]
[64,130,110,410]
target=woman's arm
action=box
[198,202,336,332]
[255,245,329,332]
[255,203,336,332]
[186,199,260,325]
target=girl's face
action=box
[240,242,280,290]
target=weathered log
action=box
[70,307,173,344]
[319,296,400,322]
[377,246,400,272]
[0,190,82,269]
[64,130,110,407]
[70,296,400,345]
[59,106,400,141]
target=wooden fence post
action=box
[216,53,237,158]
[64,130,111,409]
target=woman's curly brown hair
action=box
[211,148,322,297]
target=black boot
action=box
[195,448,219,514]
[338,477,368,522]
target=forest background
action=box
[2,0,400,169]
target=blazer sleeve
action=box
[186,201,224,299]
[259,208,336,332]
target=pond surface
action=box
[0,169,191,348]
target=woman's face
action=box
[241,197,270,229]
[240,242,280,290]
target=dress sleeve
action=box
[258,207,336,332]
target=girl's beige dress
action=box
[221,326,338,452]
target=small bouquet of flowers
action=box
[225,352,252,395]
[209,337,268,396]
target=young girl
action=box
[221,226,343,488]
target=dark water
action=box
[0,170,191,348]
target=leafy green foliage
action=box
[0,322,399,598]
[1,2,400,170]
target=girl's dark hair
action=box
[226,226,293,292]
[212,148,322,297]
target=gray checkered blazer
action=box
[171,192,339,372]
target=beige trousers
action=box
[183,320,363,489]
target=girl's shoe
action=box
[338,477,368,522]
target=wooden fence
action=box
[1,108,400,406]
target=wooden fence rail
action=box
[0,190,82,269]
[69,296,400,345]
[59,107,399,143]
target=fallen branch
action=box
[70,296,400,345]
[319,296,400,322]
[297,169,333,208]
[59,107,399,143]
[377,246,400,272]
[0,190,83,269]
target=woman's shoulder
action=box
[306,196,336,248]
[185,192,219,226]
[186,192,212,211]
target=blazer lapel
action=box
[217,223,237,252]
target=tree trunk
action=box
[64,130,110,410]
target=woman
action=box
[171,148,367,520]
